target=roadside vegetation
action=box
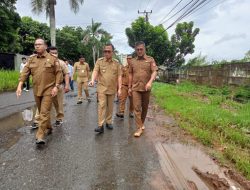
[0,70,20,92]
[153,82,250,179]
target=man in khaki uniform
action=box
[16,38,62,144]
[49,47,69,126]
[116,55,134,118]
[129,41,158,137]
[89,44,122,133]
[32,47,70,128]
[73,56,90,104]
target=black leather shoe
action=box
[36,139,45,144]
[106,124,113,130]
[95,126,104,133]
[116,113,124,118]
[77,100,82,104]
[31,122,38,129]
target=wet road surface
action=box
[0,88,169,190]
[0,88,247,190]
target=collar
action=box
[79,62,85,65]
[37,51,48,58]
[104,57,113,62]
[136,54,147,60]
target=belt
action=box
[122,84,128,86]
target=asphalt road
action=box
[0,88,169,190]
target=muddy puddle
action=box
[156,142,245,190]
[147,102,249,190]
[0,107,36,153]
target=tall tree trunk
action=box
[92,46,96,65]
[49,0,56,46]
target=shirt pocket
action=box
[141,62,151,71]
[44,63,54,73]
[29,63,39,75]
[100,65,107,73]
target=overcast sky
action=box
[16,0,250,61]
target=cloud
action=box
[213,33,247,45]
[15,0,250,60]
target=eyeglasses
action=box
[34,43,43,46]
[136,48,144,51]
[103,50,112,53]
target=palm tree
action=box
[31,0,84,46]
[83,19,108,65]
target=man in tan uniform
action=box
[116,55,134,118]
[49,46,69,126]
[16,38,62,144]
[73,56,90,104]
[32,47,70,128]
[129,41,158,137]
[89,44,122,133]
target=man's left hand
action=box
[51,87,58,97]
[64,85,70,93]
[145,82,152,91]
[118,88,122,97]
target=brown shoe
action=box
[134,128,143,137]
[45,128,53,135]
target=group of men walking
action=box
[16,38,158,145]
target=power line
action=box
[160,0,196,25]
[192,0,226,17]
[158,0,184,24]
[166,0,210,30]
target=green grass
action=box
[152,82,250,179]
[0,70,20,91]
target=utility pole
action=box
[138,10,152,22]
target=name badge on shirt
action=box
[82,70,84,73]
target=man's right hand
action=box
[88,80,94,87]
[16,87,22,98]
[128,88,132,96]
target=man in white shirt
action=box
[20,57,29,91]
[65,60,74,91]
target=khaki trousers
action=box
[34,95,53,139]
[52,87,64,121]
[132,91,150,129]
[98,93,115,127]
[118,85,133,114]
[77,81,89,100]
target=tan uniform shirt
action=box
[94,57,121,95]
[59,60,69,76]
[129,55,158,92]
[73,62,90,82]
[20,52,62,96]
[121,65,129,86]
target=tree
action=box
[126,17,172,65]
[31,0,84,46]
[165,21,200,68]
[242,50,250,62]
[83,19,112,65]
[0,0,22,52]
[19,16,50,55]
[56,26,93,67]
[125,18,199,68]
[186,54,208,67]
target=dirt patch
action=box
[145,98,249,189]
[193,167,230,190]
[225,170,250,190]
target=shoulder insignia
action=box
[98,57,104,61]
